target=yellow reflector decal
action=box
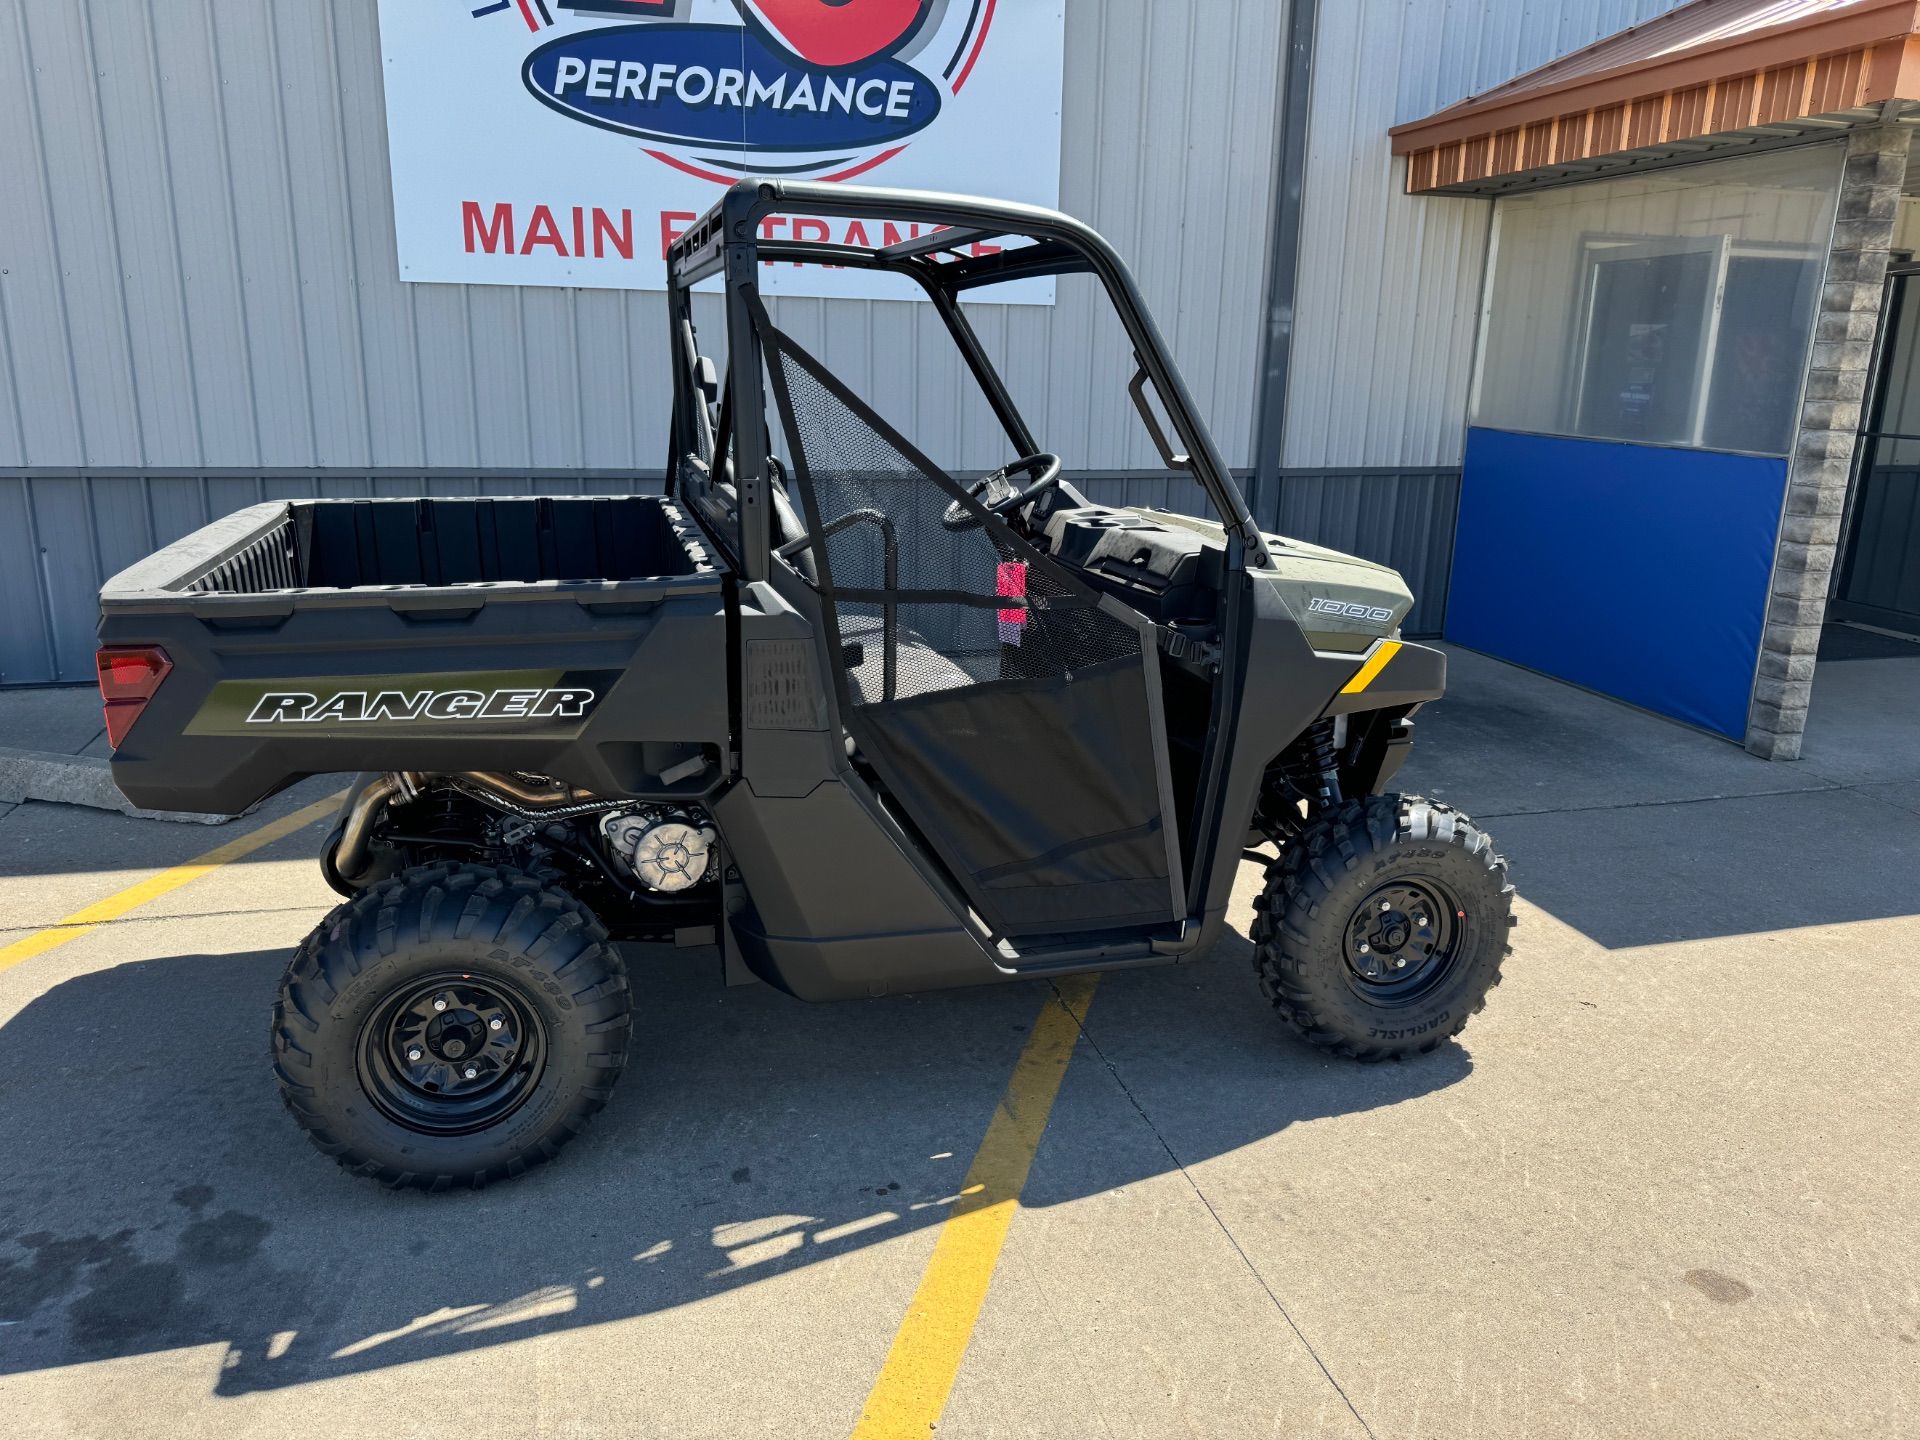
[1339,640,1402,695]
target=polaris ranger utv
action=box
[96,182,1513,1190]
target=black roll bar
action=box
[665,179,1268,567]
[776,508,898,703]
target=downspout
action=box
[1249,0,1320,524]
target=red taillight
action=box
[95,646,171,751]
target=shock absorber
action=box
[1279,717,1344,816]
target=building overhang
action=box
[1390,0,1920,196]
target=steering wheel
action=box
[940,453,1062,532]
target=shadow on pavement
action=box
[1402,644,1920,949]
[0,923,1471,1395]
[0,778,345,892]
[1482,783,1920,950]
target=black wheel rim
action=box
[1342,877,1466,1007]
[356,971,548,1135]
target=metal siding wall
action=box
[0,0,727,475]
[0,0,1288,684]
[0,0,1281,478]
[1284,0,1694,470]
[758,0,1285,476]
[0,0,1705,684]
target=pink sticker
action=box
[995,561,1027,627]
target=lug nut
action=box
[1394,957,1408,969]
[1381,901,1393,912]
[1414,915,1428,927]
[489,1017,503,1031]
[407,1048,423,1061]
[1358,942,1370,954]
[463,1066,478,1080]
[432,997,448,1012]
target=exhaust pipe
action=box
[332,771,424,886]
[452,772,609,814]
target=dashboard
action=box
[1039,505,1224,625]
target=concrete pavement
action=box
[0,685,232,823]
[0,685,108,759]
[0,645,1915,1438]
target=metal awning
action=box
[1390,0,1920,195]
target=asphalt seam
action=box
[1058,983,1380,1440]
[0,902,327,940]
[1846,783,1920,822]
[1469,776,1920,822]
[1472,784,1838,819]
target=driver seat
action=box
[838,613,977,705]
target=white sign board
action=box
[375,0,1066,302]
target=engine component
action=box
[450,771,623,821]
[600,809,717,893]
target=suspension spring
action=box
[1278,717,1344,816]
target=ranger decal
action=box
[247,688,597,724]
[182,668,621,737]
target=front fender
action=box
[1318,639,1445,717]
[1197,581,1449,931]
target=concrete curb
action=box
[0,745,237,825]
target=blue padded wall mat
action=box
[1446,427,1787,740]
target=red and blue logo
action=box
[500,0,995,183]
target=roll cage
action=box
[662,179,1269,583]
[665,180,1273,936]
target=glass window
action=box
[1472,144,1843,456]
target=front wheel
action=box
[272,862,630,1189]
[1251,795,1513,1060]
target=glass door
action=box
[1836,269,1920,638]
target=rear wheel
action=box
[1251,795,1513,1060]
[272,862,630,1189]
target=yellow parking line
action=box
[849,972,1099,1440]
[0,791,346,975]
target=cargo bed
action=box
[98,496,732,815]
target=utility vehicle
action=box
[96,182,1513,1190]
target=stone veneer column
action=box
[1746,125,1910,760]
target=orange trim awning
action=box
[1391,0,1920,194]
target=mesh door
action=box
[754,304,1177,937]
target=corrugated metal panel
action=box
[1,0,1295,685]
[2,0,1678,679]
[734,0,1289,476]
[1284,0,1695,470]
[0,0,1284,478]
